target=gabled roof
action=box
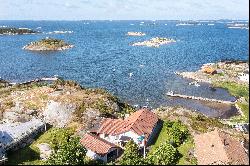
[194,128,249,165]
[96,109,159,141]
[80,133,118,156]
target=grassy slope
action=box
[213,81,249,123]
[177,136,197,165]
[149,121,197,165]
[7,127,74,165]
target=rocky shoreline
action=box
[176,60,249,84]
[0,78,132,128]
[175,60,249,123]
[23,38,74,51]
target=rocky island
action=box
[0,27,38,35]
[127,32,146,36]
[132,37,176,47]
[23,38,74,51]
[227,23,249,30]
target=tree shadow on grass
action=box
[6,146,40,165]
[6,124,53,165]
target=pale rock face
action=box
[37,143,53,160]
[3,103,31,123]
[43,101,76,128]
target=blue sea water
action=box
[0,20,249,118]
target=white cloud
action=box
[0,0,248,20]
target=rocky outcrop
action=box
[0,79,133,131]
[23,38,74,51]
[42,101,76,128]
[132,37,176,47]
[176,61,249,84]
[127,32,146,36]
[0,27,38,35]
[37,143,53,160]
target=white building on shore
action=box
[80,109,161,162]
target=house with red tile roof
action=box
[81,133,120,162]
[80,109,161,162]
[194,128,249,165]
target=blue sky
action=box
[0,0,249,20]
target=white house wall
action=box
[86,149,106,162]
[121,131,140,144]
[86,147,119,163]
[100,131,141,146]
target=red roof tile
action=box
[80,133,118,156]
[194,128,249,165]
[97,109,159,141]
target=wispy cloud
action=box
[0,0,248,20]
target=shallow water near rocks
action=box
[0,20,248,118]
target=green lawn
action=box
[230,103,249,123]
[150,121,169,152]
[213,81,249,123]
[177,137,197,165]
[213,81,249,101]
[7,127,74,165]
[149,121,197,165]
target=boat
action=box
[189,81,200,87]
[167,91,174,95]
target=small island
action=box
[127,32,146,36]
[0,27,38,35]
[132,37,176,47]
[227,23,249,30]
[23,38,74,51]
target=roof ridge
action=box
[128,109,146,128]
[123,109,151,135]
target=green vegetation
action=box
[213,81,249,101]
[151,121,189,151]
[230,103,249,123]
[0,27,37,35]
[119,141,145,165]
[147,142,178,165]
[190,114,224,133]
[51,79,82,90]
[213,81,249,123]
[25,38,72,51]
[149,120,196,165]
[46,137,86,165]
[7,128,75,165]
[3,100,15,109]
[177,137,197,165]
